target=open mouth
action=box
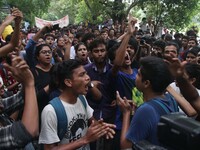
[125,54,130,60]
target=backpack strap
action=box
[148,99,170,116]
[165,93,179,112]
[49,97,68,140]
[78,95,87,110]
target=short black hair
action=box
[140,56,173,93]
[165,42,179,51]
[128,37,138,52]
[153,40,166,51]
[57,59,82,89]
[185,63,200,89]
[186,47,199,56]
[88,38,106,52]
[189,38,198,45]
[81,33,95,44]
[44,33,55,40]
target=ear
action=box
[190,77,196,85]
[144,80,151,88]
[64,79,72,87]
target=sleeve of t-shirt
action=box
[39,104,60,144]
[126,104,156,144]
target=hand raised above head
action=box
[11,8,23,23]
[127,14,137,35]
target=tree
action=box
[81,0,199,30]
[143,0,200,31]
[41,0,77,24]
[0,0,50,25]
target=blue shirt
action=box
[126,93,179,145]
[111,69,138,130]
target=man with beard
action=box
[84,38,116,149]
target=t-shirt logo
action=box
[65,113,87,142]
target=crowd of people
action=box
[0,8,200,150]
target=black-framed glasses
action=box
[40,50,52,55]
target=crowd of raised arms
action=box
[0,8,200,150]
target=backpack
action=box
[49,95,87,140]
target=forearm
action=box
[114,33,131,66]
[32,29,44,42]
[22,84,39,137]
[117,32,126,41]
[121,112,132,149]
[64,44,71,60]
[10,21,20,47]
[167,86,197,117]
[0,23,7,35]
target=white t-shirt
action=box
[170,82,200,116]
[39,96,93,150]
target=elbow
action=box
[120,142,130,150]
[120,138,132,149]
[29,126,39,137]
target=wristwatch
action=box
[88,81,94,88]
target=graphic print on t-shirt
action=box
[65,113,88,143]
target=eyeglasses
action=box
[39,50,52,55]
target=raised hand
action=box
[127,14,137,35]
[116,91,136,114]
[164,53,187,79]
[11,8,23,24]
[3,56,34,87]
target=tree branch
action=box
[126,0,139,16]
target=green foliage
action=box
[41,0,77,24]
[0,0,198,31]
[75,0,107,24]
[142,0,199,30]
[0,0,50,25]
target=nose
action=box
[98,51,102,56]
[86,74,90,81]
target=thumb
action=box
[90,120,95,127]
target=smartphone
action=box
[46,24,59,32]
